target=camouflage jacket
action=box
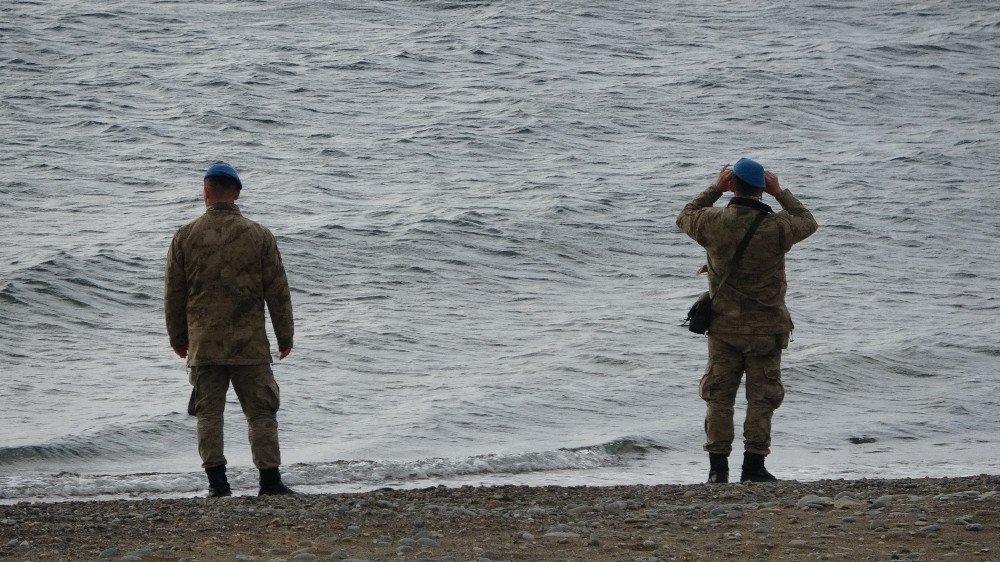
[676,186,817,335]
[165,202,294,366]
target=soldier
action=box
[676,158,817,483]
[165,162,296,497]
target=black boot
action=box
[258,467,296,496]
[740,452,777,482]
[707,453,729,483]
[205,465,232,497]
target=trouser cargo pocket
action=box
[264,378,280,412]
[763,369,785,409]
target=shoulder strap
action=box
[715,212,766,293]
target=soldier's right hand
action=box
[764,170,782,196]
[172,345,188,359]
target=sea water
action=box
[1,0,998,501]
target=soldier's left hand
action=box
[714,164,733,192]
[172,345,188,359]
[279,346,292,360]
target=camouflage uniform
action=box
[165,202,293,469]
[677,186,817,456]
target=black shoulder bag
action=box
[683,213,766,334]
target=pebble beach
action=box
[1,475,997,561]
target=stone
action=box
[789,539,810,548]
[544,532,581,540]
[604,501,627,514]
[870,497,890,510]
[834,497,864,510]
[416,537,439,548]
[965,523,983,532]
[518,532,535,541]
[796,495,833,509]
[397,538,416,547]
[568,505,595,516]
[414,530,436,540]
[329,550,349,560]
[99,547,120,559]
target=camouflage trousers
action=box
[699,333,788,457]
[188,364,281,469]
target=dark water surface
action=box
[1,0,998,500]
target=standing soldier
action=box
[165,162,296,496]
[676,158,817,483]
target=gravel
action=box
[0,475,996,561]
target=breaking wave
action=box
[0,437,666,500]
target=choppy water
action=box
[2,0,999,501]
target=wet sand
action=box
[1,475,998,561]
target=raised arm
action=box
[676,165,731,242]
[764,171,818,250]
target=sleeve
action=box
[262,230,294,349]
[164,232,189,348]
[773,189,818,251]
[675,184,724,244]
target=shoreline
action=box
[1,474,997,561]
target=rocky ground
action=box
[1,475,997,561]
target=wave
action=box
[0,249,160,336]
[0,415,191,467]
[0,437,665,500]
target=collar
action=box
[727,196,773,214]
[206,202,241,214]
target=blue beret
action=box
[732,157,765,189]
[204,161,242,189]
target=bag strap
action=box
[715,212,766,294]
